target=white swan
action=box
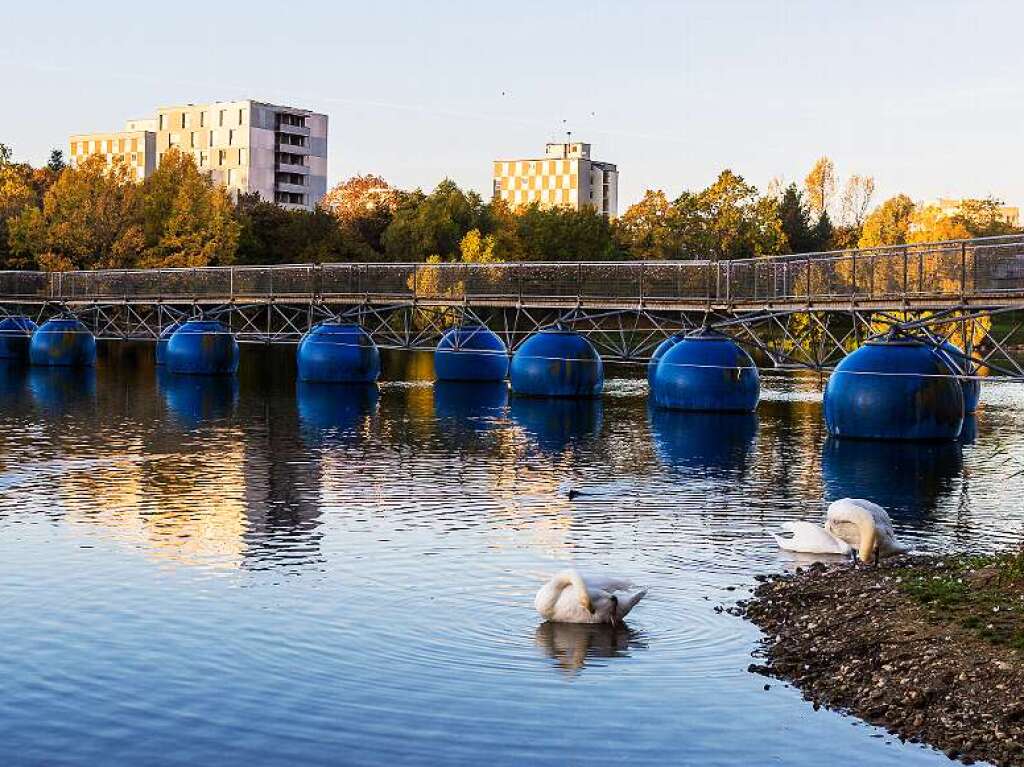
[534,570,648,626]
[771,498,908,564]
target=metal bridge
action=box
[2,234,1023,378]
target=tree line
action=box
[0,143,1017,272]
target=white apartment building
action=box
[493,142,618,218]
[70,100,328,211]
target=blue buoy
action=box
[165,319,239,375]
[648,333,684,389]
[297,323,380,383]
[29,317,96,367]
[0,316,38,361]
[155,321,182,365]
[652,329,759,412]
[936,341,981,414]
[824,336,963,441]
[434,325,508,381]
[509,328,603,397]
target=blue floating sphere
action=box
[297,323,380,383]
[29,318,97,367]
[155,321,182,365]
[509,329,603,397]
[824,337,963,441]
[434,325,508,382]
[648,334,684,389]
[165,320,239,375]
[0,316,38,361]
[936,341,981,414]
[652,329,759,412]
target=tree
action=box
[382,180,483,261]
[47,149,66,174]
[811,210,834,252]
[612,190,677,259]
[321,174,401,255]
[12,154,140,269]
[804,156,836,218]
[858,194,915,248]
[0,144,11,165]
[907,205,971,244]
[514,204,617,261]
[954,198,1018,237]
[839,174,876,230]
[689,170,785,260]
[459,228,499,263]
[777,184,816,253]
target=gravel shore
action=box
[740,555,1024,766]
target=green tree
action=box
[382,179,483,261]
[811,210,834,251]
[47,149,66,174]
[514,204,617,261]
[858,194,915,247]
[953,198,1018,237]
[777,184,816,253]
[689,170,785,260]
[613,189,676,259]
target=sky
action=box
[3,0,1022,211]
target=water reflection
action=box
[534,621,646,676]
[649,407,757,476]
[433,381,508,432]
[821,436,962,519]
[509,396,603,454]
[960,415,978,445]
[297,382,378,443]
[0,361,28,400]
[28,367,97,413]
[157,369,238,427]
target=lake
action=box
[1,343,1022,766]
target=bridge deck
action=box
[1,235,1023,311]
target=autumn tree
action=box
[689,170,785,260]
[613,190,679,259]
[321,174,401,254]
[804,156,836,218]
[954,198,1018,237]
[8,154,141,270]
[858,194,915,248]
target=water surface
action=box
[1,344,1022,766]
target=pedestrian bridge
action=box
[1,235,1022,377]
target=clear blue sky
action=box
[3,0,1021,210]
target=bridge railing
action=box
[0,234,1022,306]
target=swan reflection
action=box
[534,621,647,676]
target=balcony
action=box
[274,141,309,155]
[275,122,310,138]
[275,160,309,175]
[275,181,308,195]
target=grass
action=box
[895,549,1024,649]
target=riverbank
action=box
[740,552,1024,766]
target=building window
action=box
[199,151,208,168]
[131,153,138,164]
[190,132,196,148]
[227,168,236,186]
[159,114,166,130]
[199,112,205,128]
[238,149,244,165]
[228,129,235,146]
[210,130,216,146]
[219,109,225,127]
[238,108,244,125]
[70,142,77,154]
[218,150,226,166]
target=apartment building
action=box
[69,100,328,210]
[492,142,618,218]
[69,128,156,181]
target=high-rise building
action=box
[492,142,618,218]
[69,100,328,210]
[69,126,157,182]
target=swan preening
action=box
[535,570,648,625]
[773,498,908,564]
